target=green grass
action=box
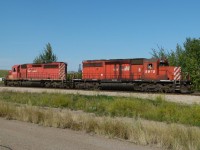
[0,91,200,127]
[0,70,8,85]
[0,70,8,77]
[1,101,200,150]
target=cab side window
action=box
[148,64,153,69]
[13,68,16,72]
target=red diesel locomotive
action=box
[82,58,191,93]
[4,62,67,88]
[4,58,191,93]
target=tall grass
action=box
[0,91,200,127]
[0,70,8,85]
[0,101,200,150]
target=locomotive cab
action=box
[142,58,172,81]
[6,65,20,80]
[143,58,183,81]
[143,59,158,80]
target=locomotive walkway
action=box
[0,87,199,105]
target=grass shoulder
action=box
[0,101,200,150]
[0,91,200,127]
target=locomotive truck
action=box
[4,58,191,93]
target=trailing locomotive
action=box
[4,58,191,93]
[4,62,68,88]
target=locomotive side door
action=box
[17,66,21,78]
[105,62,120,79]
[20,64,27,79]
[115,63,121,79]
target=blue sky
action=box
[0,0,200,71]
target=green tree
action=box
[34,43,57,63]
[151,38,200,90]
[167,44,186,69]
[151,45,168,59]
[183,38,200,90]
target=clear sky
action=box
[0,0,200,71]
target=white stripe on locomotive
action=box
[174,67,181,80]
[59,63,66,80]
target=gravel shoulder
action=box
[0,118,156,150]
[0,87,200,105]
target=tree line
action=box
[151,38,200,91]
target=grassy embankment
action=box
[0,91,200,150]
[0,70,8,85]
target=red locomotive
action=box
[5,62,67,87]
[4,58,191,93]
[81,58,191,93]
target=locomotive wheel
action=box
[4,80,7,86]
[154,84,163,93]
[93,83,101,90]
[44,82,51,88]
[18,81,22,86]
[40,82,45,87]
[140,83,147,92]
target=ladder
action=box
[175,80,181,91]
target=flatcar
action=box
[4,58,192,93]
